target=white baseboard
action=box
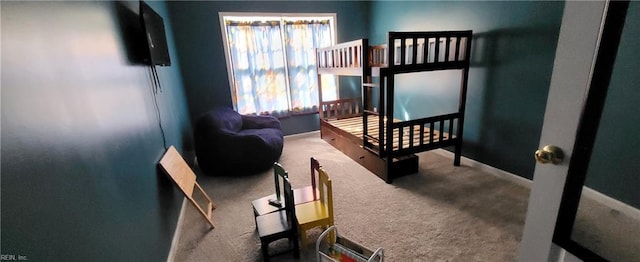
[432,149,640,222]
[432,149,532,188]
[581,186,640,221]
[166,198,187,262]
[284,130,320,139]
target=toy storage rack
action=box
[316,226,384,262]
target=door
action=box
[518,1,634,261]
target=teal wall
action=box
[2,1,634,259]
[586,1,640,209]
[1,1,190,260]
[168,0,567,178]
[167,1,370,135]
[368,1,565,179]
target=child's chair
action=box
[293,157,321,204]
[252,158,321,218]
[295,167,333,248]
[255,164,300,261]
[251,162,289,218]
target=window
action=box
[220,13,338,115]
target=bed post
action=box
[316,48,324,120]
[385,73,395,183]
[378,72,386,158]
[384,32,396,183]
[362,39,372,150]
[454,31,473,166]
[454,72,466,166]
[362,39,372,111]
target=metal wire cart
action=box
[316,226,384,262]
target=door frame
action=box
[518,0,630,261]
[552,1,629,260]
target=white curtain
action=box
[226,19,336,115]
[284,20,335,113]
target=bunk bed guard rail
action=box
[316,39,369,76]
[375,30,472,159]
[385,30,472,73]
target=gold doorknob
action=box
[534,145,564,164]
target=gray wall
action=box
[167,1,370,135]
[1,1,190,260]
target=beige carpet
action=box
[173,131,530,261]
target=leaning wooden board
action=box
[159,146,216,229]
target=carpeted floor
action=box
[172,131,531,261]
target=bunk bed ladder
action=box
[361,38,382,157]
[362,82,380,155]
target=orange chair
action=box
[295,167,333,248]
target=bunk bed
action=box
[316,31,472,183]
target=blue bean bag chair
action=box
[194,107,284,175]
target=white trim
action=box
[582,186,640,222]
[432,149,532,188]
[284,130,320,139]
[433,148,640,226]
[218,13,236,111]
[166,198,187,262]
[218,11,337,47]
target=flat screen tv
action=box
[140,1,171,66]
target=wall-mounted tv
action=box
[140,1,171,66]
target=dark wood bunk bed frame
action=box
[316,30,472,183]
